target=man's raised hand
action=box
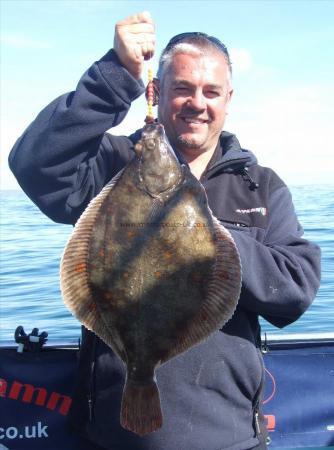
[114,11,155,79]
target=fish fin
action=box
[120,379,163,436]
[160,217,241,362]
[105,167,126,188]
[60,173,126,357]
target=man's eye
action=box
[175,87,189,93]
[206,91,220,98]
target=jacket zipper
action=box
[252,345,268,442]
[201,157,252,181]
[88,395,93,422]
[87,335,97,422]
[254,411,261,435]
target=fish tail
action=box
[120,378,163,436]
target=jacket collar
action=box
[201,131,257,180]
[131,128,257,177]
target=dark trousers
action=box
[250,436,268,450]
[83,439,269,450]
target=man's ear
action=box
[225,89,234,114]
[145,78,160,105]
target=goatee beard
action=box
[176,136,202,149]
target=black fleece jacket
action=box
[8,50,321,450]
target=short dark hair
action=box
[157,32,232,83]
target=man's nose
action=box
[187,90,206,110]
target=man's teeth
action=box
[183,118,205,124]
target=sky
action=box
[1,0,334,189]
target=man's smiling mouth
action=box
[181,117,208,124]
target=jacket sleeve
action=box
[229,185,321,328]
[8,50,145,224]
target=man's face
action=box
[158,51,233,158]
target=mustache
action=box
[177,108,209,121]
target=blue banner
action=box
[262,340,334,447]
[1,339,334,449]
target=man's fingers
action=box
[117,11,153,26]
[142,41,155,60]
[114,11,155,78]
[122,23,155,35]
[135,11,153,24]
[139,11,153,23]
[134,34,155,45]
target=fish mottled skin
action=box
[60,123,241,436]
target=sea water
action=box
[1,185,333,344]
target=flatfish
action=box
[60,122,241,436]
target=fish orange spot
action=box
[99,249,105,258]
[154,271,162,278]
[104,292,113,300]
[215,235,226,242]
[164,251,173,260]
[88,302,97,312]
[217,270,229,280]
[127,231,136,239]
[199,310,209,321]
[75,263,86,273]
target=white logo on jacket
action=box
[235,207,267,216]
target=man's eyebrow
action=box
[206,84,225,91]
[171,79,224,91]
[171,79,194,87]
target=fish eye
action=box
[145,139,156,150]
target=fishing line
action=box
[145,50,156,124]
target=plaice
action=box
[60,122,242,436]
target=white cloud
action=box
[227,82,334,185]
[1,32,50,49]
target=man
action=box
[9,11,321,450]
